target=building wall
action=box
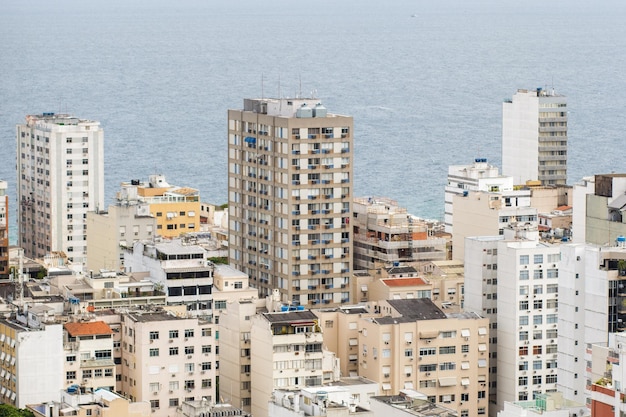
[87,205,156,272]
[452,190,536,261]
[120,313,218,417]
[502,89,567,186]
[228,99,354,306]
[17,114,105,265]
[0,321,64,408]
[496,240,561,410]
[0,181,8,279]
[357,314,490,417]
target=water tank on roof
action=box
[313,103,327,118]
[297,305,305,311]
[281,305,289,312]
[618,236,626,247]
[296,104,313,118]
[393,262,400,267]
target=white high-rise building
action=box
[445,158,513,233]
[496,234,561,410]
[17,113,104,265]
[502,88,567,186]
[228,98,354,306]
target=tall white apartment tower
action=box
[228,98,354,307]
[502,88,567,186]
[17,113,104,265]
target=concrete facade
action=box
[0,180,7,279]
[502,89,567,186]
[86,203,156,272]
[228,98,354,306]
[352,197,447,271]
[445,159,513,234]
[16,113,105,265]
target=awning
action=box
[419,331,439,339]
[478,344,487,352]
[461,362,470,370]
[438,377,457,387]
[349,339,358,346]
[382,383,392,391]
[361,285,368,292]
[478,359,488,368]
[461,378,470,386]
[478,327,487,335]
[349,355,358,360]
[461,329,470,338]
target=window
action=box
[519,301,529,310]
[461,344,469,353]
[439,362,456,370]
[419,347,436,356]
[439,346,456,354]
[202,328,212,337]
[520,270,529,280]
[149,348,159,357]
[534,270,543,279]
[533,300,543,310]
[519,346,528,356]
[184,380,195,389]
[169,330,179,339]
[202,345,212,354]
[185,346,195,355]
[533,375,542,385]
[169,398,179,407]
[184,329,195,338]
[105,368,113,377]
[66,371,76,380]
[170,347,179,356]
[202,379,212,388]
[201,362,212,370]
[150,400,160,409]
[150,331,159,340]
[534,254,543,264]
[533,345,543,355]
[404,349,413,357]
[82,370,92,379]
[519,376,528,386]
[519,361,528,371]
[520,255,529,265]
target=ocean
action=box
[1,0,626,243]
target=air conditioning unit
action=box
[383,374,390,378]
[384,341,389,345]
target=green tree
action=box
[0,404,35,417]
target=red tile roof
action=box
[64,321,113,337]
[556,205,572,211]
[382,278,427,287]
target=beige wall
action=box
[356,314,490,417]
[452,193,500,261]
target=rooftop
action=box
[64,321,113,337]
[387,299,447,320]
[382,278,427,287]
[263,310,319,324]
[125,311,184,323]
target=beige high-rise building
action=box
[356,299,490,417]
[17,113,105,265]
[228,98,354,306]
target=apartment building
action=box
[86,199,156,272]
[0,180,8,279]
[451,188,537,261]
[124,239,214,316]
[352,197,447,270]
[496,235,561,410]
[464,234,503,411]
[119,311,218,416]
[16,113,105,264]
[588,333,626,417]
[250,308,340,417]
[116,175,201,239]
[228,98,354,306]
[356,299,490,417]
[502,88,568,186]
[445,159,513,234]
[63,321,116,391]
[557,243,626,407]
[0,309,64,408]
[269,385,378,417]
